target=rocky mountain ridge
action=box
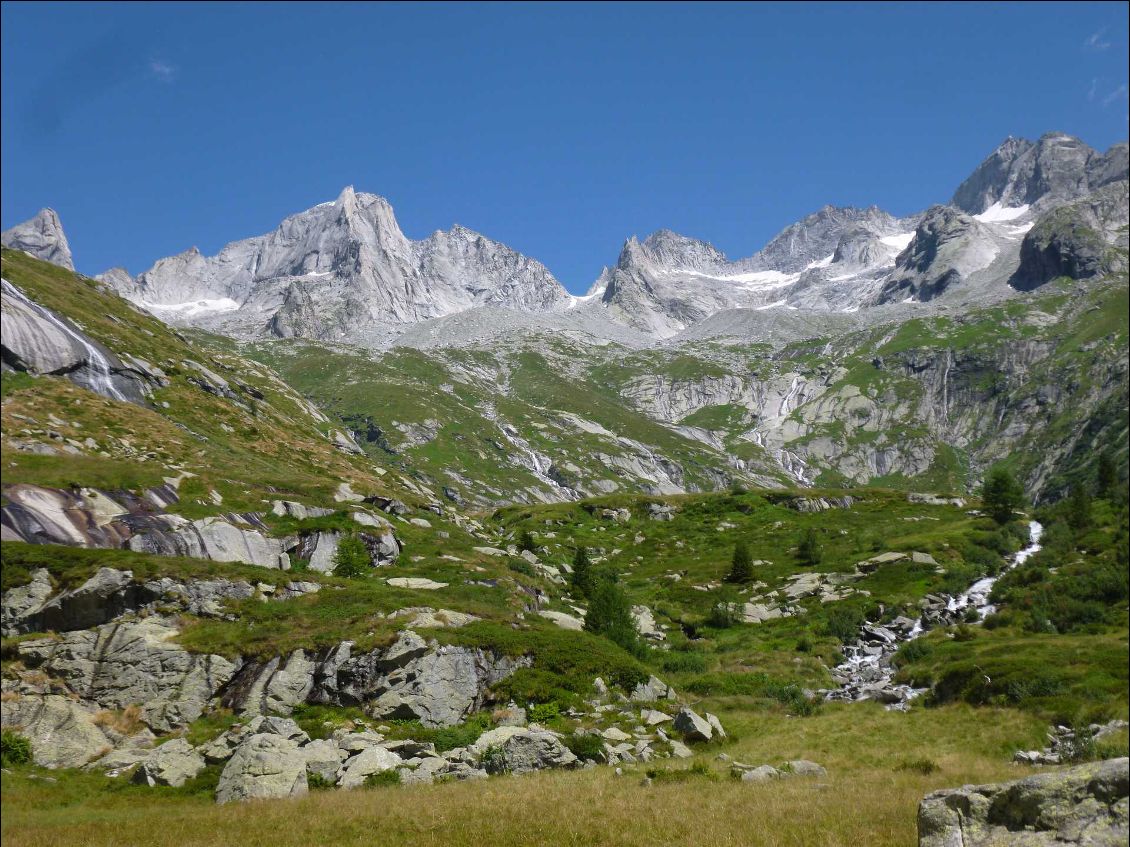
[6,132,1124,349]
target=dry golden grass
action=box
[1,703,1047,847]
[91,705,145,736]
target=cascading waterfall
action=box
[827,519,1043,707]
[2,277,129,403]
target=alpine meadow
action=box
[1,4,1128,846]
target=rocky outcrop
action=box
[366,643,531,727]
[0,693,116,769]
[1,279,155,403]
[0,483,294,570]
[1,208,74,270]
[873,206,994,303]
[125,515,292,569]
[14,616,237,733]
[918,757,1129,847]
[1011,180,1129,291]
[2,566,261,637]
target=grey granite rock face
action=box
[873,206,993,303]
[17,617,237,733]
[952,133,1128,215]
[1,279,152,403]
[102,187,571,344]
[1011,179,1129,291]
[918,757,1129,847]
[133,739,205,787]
[0,693,114,768]
[1,208,74,270]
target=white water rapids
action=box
[827,519,1043,707]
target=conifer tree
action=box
[570,546,594,598]
[584,576,641,655]
[726,541,753,583]
[797,528,823,567]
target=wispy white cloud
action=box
[1088,77,1100,102]
[1083,28,1111,52]
[148,59,176,82]
[1102,84,1128,108]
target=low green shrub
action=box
[363,770,401,788]
[1,730,32,766]
[564,732,605,761]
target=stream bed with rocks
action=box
[826,520,1044,707]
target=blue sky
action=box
[2,2,1127,292]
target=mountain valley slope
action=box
[1,130,1128,847]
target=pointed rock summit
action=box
[96,187,571,343]
[1,208,74,270]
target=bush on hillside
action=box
[332,533,370,578]
[981,466,1027,525]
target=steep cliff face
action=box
[1010,179,1130,292]
[604,274,1128,498]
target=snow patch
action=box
[806,254,835,270]
[975,202,1030,223]
[880,232,914,251]
[142,298,241,317]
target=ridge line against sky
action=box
[2,1,1128,293]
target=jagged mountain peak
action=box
[951,132,1127,215]
[1,207,75,271]
[96,188,571,339]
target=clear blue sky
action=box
[2,2,1127,292]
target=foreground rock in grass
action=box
[917,757,1130,847]
[471,726,579,775]
[215,733,309,804]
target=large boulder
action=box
[470,726,578,775]
[673,707,714,742]
[918,757,1129,847]
[215,733,308,804]
[337,745,402,789]
[133,739,205,787]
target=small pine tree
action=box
[584,577,641,655]
[518,530,537,553]
[726,541,753,583]
[1066,485,1093,532]
[980,466,1026,525]
[570,546,594,598]
[332,533,371,578]
[797,528,823,567]
[1097,452,1117,499]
